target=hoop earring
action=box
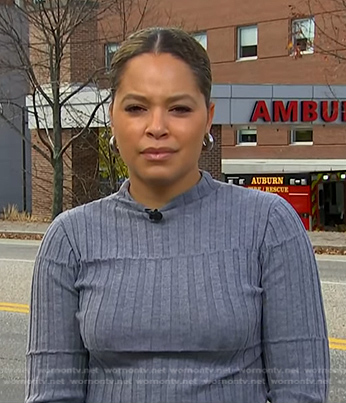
[202,132,214,151]
[109,136,118,154]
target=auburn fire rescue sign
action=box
[248,176,289,193]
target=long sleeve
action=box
[25,213,88,403]
[260,197,330,402]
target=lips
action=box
[142,147,176,154]
[141,147,176,161]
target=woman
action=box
[25,27,330,403]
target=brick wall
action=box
[31,129,73,219]
[31,126,102,218]
[199,125,222,180]
[72,129,100,207]
[31,130,53,219]
[70,7,101,83]
[223,125,346,160]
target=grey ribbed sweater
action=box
[25,171,330,403]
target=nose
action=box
[145,108,168,139]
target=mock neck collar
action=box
[114,170,221,212]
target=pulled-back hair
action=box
[109,27,212,108]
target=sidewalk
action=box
[0,221,50,235]
[1,220,346,252]
[308,231,346,249]
[0,221,50,240]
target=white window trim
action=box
[105,43,119,69]
[236,142,258,146]
[300,47,314,55]
[236,128,257,146]
[290,141,314,147]
[237,25,258,61]
[236,56,258,62]
[290,128,313,145]
[292,18,315,55]
[290,141,313,146]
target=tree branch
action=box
[60,67,107,106]
[59,93,111,157]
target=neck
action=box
[128,170,202,209]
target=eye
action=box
[170,106,192,114]
[124,105,146,113]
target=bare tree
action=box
[0,0,153,219]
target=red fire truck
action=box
[224,171,346,231]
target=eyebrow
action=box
[120,93,198,105]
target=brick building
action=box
[28,0,346,228]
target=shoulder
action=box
[214,178,280,217]
[39,194,117,260]
[212,179,306,246]
[55,192,120,234]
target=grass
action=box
[1,204,49,222]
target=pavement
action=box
[308,231,346,249]
[1,220,346,253]
[0,221,50,241]
[0,221,50,235]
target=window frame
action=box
[191,32,207,49]
[290,127,314,144]
[236,127,258,145]
[292,17,315,55]
[105,43,120,70]
[237,25,258,61]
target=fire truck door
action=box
[289,192,311,230]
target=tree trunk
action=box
[52,155,63,220]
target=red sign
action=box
[251,100,346,123]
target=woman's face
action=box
[109,52,214,188]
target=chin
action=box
[143,172,177,187]
[138,167,182,186]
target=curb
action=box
[314,246,346,255]
[0,232,44,241]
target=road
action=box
[0,240,346,402]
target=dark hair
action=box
[109,27,212,108]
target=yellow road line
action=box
[0,302,29,314]
[0,302,29,309]
[329,337,346,345]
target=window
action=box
[238,26,257,59]
[105,43,119,69]
[237,128,257,144]
[291,128,313,143]
[292,18,315,54]
[192,32,207,49]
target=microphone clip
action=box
[145,208,163,223]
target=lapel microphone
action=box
[145,208,163,223]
